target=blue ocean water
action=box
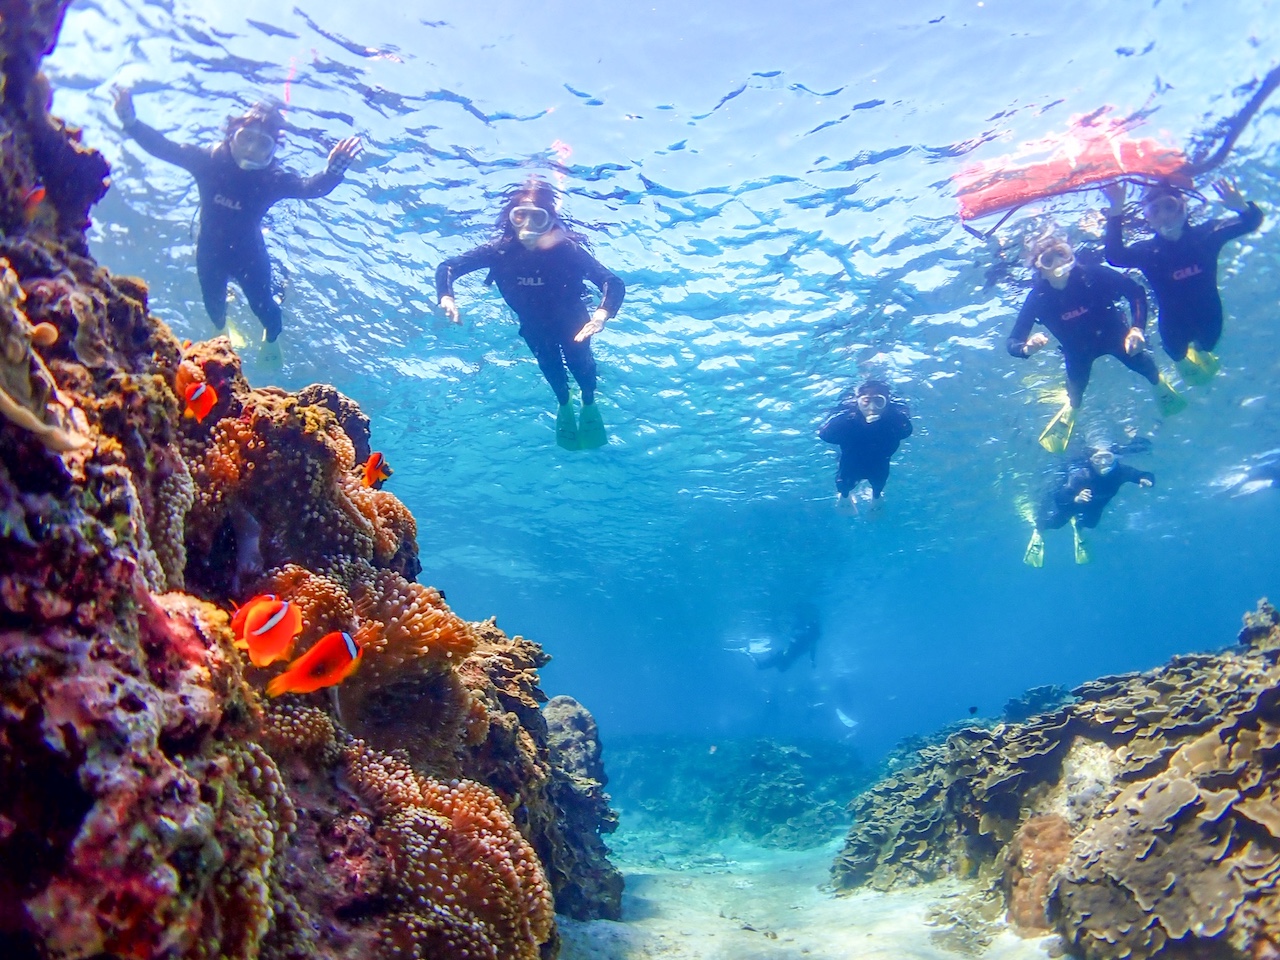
[48,0,1279,761]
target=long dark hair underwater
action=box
[492,177,591,247]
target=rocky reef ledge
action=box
[833,601,1280,959]
[0,3,619,958]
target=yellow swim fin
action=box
[226,317,249,351]
[1039,402,1076,454]
[1023,529,1045,568]
[577,402,608,449]
[1154,375,1187,417]
[1177,347,1220,386]
[1071,518,1090,565]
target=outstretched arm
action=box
[114,87,212,176]
[573,248,626,342]
[1007,292,1048,357]
[273,138,363,201]
[1207,179,1264,252]
[434,243,500,324]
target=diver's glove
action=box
[574,308,610,343]
[112,86,137,129]
[326,136,364,176]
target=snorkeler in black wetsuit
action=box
[1023,445,1154,567]
[112,89,362,347]
[434,180,625,450]
[1102,179,1263,384]
[750,616,820,672]
[1007,230,1184,453]
[818,379,912,509]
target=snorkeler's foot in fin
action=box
[556,403,579,450]
[259,334,283,368]
[1023,529,1045,568]
[577,402,607,449]
[1038,403,1076,454]
[1154,375,1187,417]
[225,318,248,350]
[1178,347,1220,387]
[1071,519,1090,565]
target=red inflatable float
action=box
[953,112,1188,222]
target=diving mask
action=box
[1143,193,1187,235]
[1089,450,1116,475]
[1036,244,1075,280]
[509,203,553,238]
[231,125,277,171]
[857,393,888,421]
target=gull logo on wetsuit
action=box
[1061,306,1089,321]
[516,276,545,286]
[1171,264,1204,281]
[213,194,243,211]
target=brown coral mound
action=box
[344,740,555,960]
[833,600,1280,959]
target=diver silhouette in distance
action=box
[818,379,912,511]
[738,604,821,671]
[1007,229,1185,454]
[112,89,362,353]
[1023,444,1154,567]
[1102,179,1263,385]
[434,179,625,451]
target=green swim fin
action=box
[577,402,607,449]
[1178,347,1220,386]
[258,335,283,368]
[226,317,249,351]
[556,403,579,450]
[1039,402,1076,454]
[1023,529,1045,568]
[1154,375,1187,417]
[1072,519,1090,565]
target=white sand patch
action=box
[559,835,1057,960]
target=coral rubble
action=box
[0,4,620,957]
[832,600,1280,959]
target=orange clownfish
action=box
[361,452,392,488]
[232,595,303,667]
[267,630,363,697]
[184,381,218,423]
[23,185,46,222]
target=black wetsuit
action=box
[752,620,819,672]
[1007,263,1156,408]
[125,121,345,341]
[818,402,912,498]
[434,236,625,405]
[1037,460,1154,530]
[1104,204,1263,361]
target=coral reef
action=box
[832,600,1280,959]
[0,4,621,956]
[610,735,866,852]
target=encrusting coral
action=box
[0,3,621,956]
[833,600,1280,959]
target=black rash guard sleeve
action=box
[126,120,213,177]
[1118,464,1155,488]
[1096,264,1149,331]
[1103,213,1153,271]
[434,242,500,302]
[271,166,345,202]
[1007,288,1040,357]
[1207,202,1264,255]
[576,246,626,317]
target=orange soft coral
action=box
[343,741,554,960]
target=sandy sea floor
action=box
[559,830,1057,960]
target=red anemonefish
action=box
[266,630,362,697]
[361,452,392,488]
[231,595,303,667]
[23,185,46,222]
[183,381,218,423]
